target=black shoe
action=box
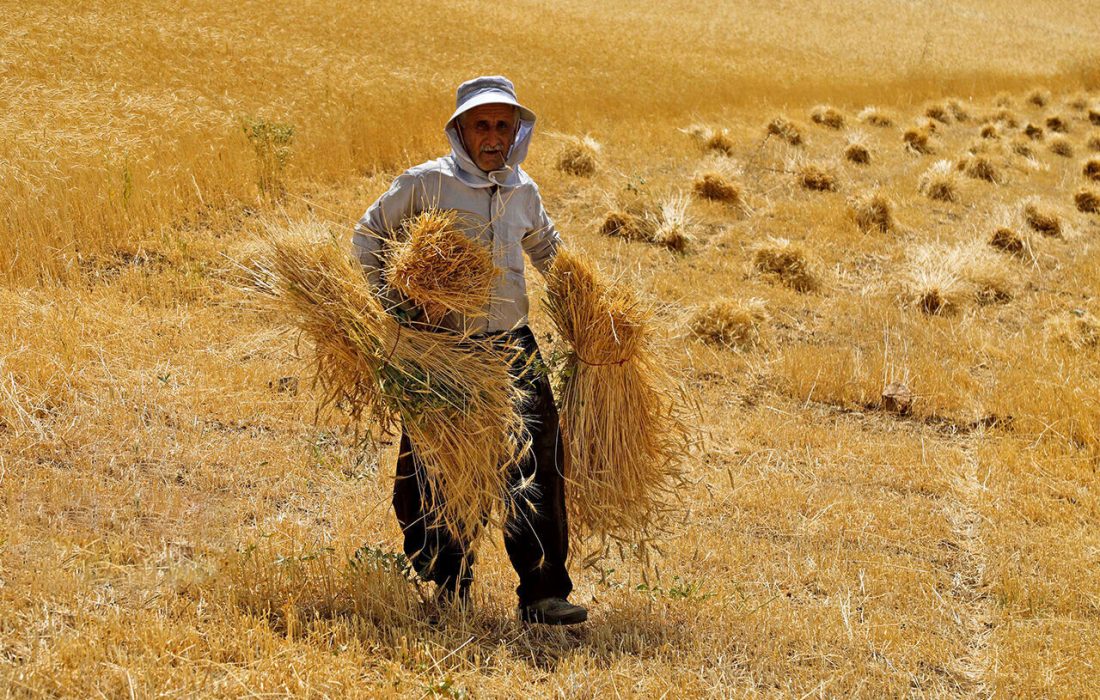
[518,597,588,625]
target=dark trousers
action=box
[392,325,573,606]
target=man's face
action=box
[459,103,518,172]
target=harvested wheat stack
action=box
[947,99,972,122]
[543,249,689,551]
[991,108,1019,128]
[1027,89,1051,108]
[994,92,1014,108]
[980,123,1000,139]
[962,154,1003,183]
[599,210,651,242]
[1045,115,1069,133]
[689,298,768,350]
[797,161,839,191]
[1049,137,1074,157]
[1010,138,1035,159]
[844,134,871,164]
[1088,135,1100,152]
[705,130,735,155]
[924,102,952,124]
[849,190,895,233]
[1068,93,1089,111]
[752,238,819,292]
[1090,109,1100,126]
[966,138,994,155]
[1024,123,1045,140]
[1084,158,1100,181]
[386,210,498,322]
[858,106,894,127]
[766,116,804,146]
[904,127,933,154]
[1022,199,1062,237]
[905,245,965,315]
[260,223,528,544]
[905,242,1013,313]
[1076,188,1100,213]
[918,160,960,202]
[556,135,601,176]
[692,171,742,204]
[811,105,845,129]
[652,194,693,252]
[1044,310,1100,350]
[989,227,1027,256]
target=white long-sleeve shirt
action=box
[352,106,562,334]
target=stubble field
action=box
[2,1,1100,696]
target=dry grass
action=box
[261,223,527,543]
[1088,134,1100,152]
[980,123,1001,139]
[543,249,689,552]
[1043,310,1100,350]
[857,105,894,127]
[990,108,1019,128]
[7,4,1100,695]
[1010,137,1036,159]
[918,160,960,201]
[386,210,499,322]
[766,116,805,146]
[810,104,845,129]
[557,135,602,176]
[1075,187,1100,213]
[689,298,769,351]
[692,171,743,204]
[1090,108,1100,126]
[849,190,895,233]
[752,238,819,292]
[796,161,839,191]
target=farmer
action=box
[352,76,586,625]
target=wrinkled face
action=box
[459,103,518,172]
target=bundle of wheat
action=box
[924,102,952,124]
[1084,158,1100,182]
[844,134,871,164]
[904,127,933,154]
[858,106,894,127]
[689,298,769,350]
[1075,188,1100,214]
[797,162,839,191]
[543,249,689,557]
[386,210,498,323]
[1027,89,1051,108]
[918,160,960,202]
[692,171,742,204]
[962,155,1003,183]
[1022,199,1062,237]
[849,190,895,233]
[556,135,602,176]
[810,105,845,129]
[1045,115,1069,133]
[766,116,804,146]
[1049,137,1074,158]
[752,238,819,292]
[260,222,528,543]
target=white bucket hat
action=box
[448,75,536,125]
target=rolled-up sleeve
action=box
[521,183,563,275]
[351,171,420,292]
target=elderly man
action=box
[352,76,586,625]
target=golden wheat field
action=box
[4,0,1100,696]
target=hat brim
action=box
[448,90,536,125]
